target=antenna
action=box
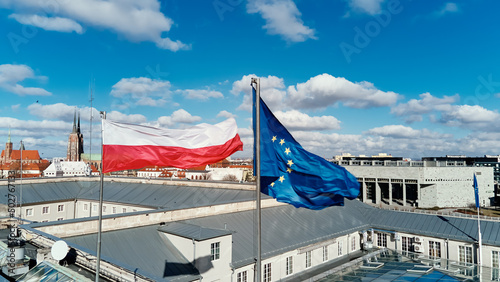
[51,240,69,260]
[89,76,94,173]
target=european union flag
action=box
[473,174,479,208]
[253,91,360,210]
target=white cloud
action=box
[157,109,202,127]
[346,0,385,15]
[0,117,68,130]
[171,109,202,123]
[246,0,316,42]
[178,89,224,100]
[231,74,287,111]
[287,73,400,109]
[366,125,450,139]
[391,92,458,123]
[440,105,500,128]
[106,111,147,124]
[0,64,51,96]
[217,110,236,119]
[110,77,171,107]
[1,0,189,51]
[9,14,83,33]
[274,110,341,131]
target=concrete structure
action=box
[3,177,500,281]
[334,159,495,208]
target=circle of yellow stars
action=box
[269,135,294,188]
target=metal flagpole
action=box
[19,141,23,221]
[95,111,106,282]
[251,78,261,282]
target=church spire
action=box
[77,111,81,134]
[7,127,11,143]
[72,110,77,133]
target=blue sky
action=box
[1,0,500,160]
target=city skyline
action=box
[1,0,500,160]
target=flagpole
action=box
[251,77,262,282]
[95,111,106,282]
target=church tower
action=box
[67,110,84,161]
[2,128,13,163]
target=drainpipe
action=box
[230,264,234,282]
[73,198,77,219]
[192,239,196,270]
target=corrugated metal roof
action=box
[62,199,500,281]
[159,222,232,241]
[0,181,260,208]
[360,205,500,245]
[180,199,370,268]
[66,225,200,282]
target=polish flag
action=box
[102,118,243,173]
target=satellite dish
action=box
[51,240,69,260]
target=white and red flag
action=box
[102,118,243,173]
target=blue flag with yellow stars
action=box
[253,91,360,210]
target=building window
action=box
[338,241,343,256]
[377,233,387,248]
[351,236,356,251]
[263,263,271,282]
[102,206,107,213]
[83,204,88,211]
[122,208,126,213]
[57,218,63,221]
[305,251,311,268]
[112,207,117,214]
[211,242,220,261]
[57,204,64,212]
[323,246,328,261]
[428,241,441,258]
[93,205,97,212]
[492,250,500,280]
[402,236,414,252]
[25,208,33,217]
[459,246,473,264]
[237,270,247,282]
[286,256,293,275]
[42,206,49,214]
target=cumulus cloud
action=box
[274,110,341,131]
[217,110,236,119]
[9,14,83,33]
[346,0,385,15]
[440,105,500,129]
[0,64,51,96]
[103,111,147,124]
[366,125,450,139]
[110,77,171,108]
[157,109,202,127]
[2,0,189,51]
[287,74,400,109]
[246,0,316,42]
[391,92,458,123]
[231,74,287,111]
[178,89,224,100]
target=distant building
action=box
[66,111,84,161]
[43,158,91,177]
[0,131,49,178]
[334,152,405,162]
[333,159,495,208]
